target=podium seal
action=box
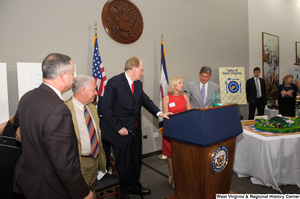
[210,145,229,174]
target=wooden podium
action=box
[163,104,243,199]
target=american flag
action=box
[92,35,107,96]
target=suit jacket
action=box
[101,72,160,148]
[65,97,106,172]
[186,80,220,108]
[246,77,267,105]
[13,83,89,199]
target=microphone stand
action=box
[184,90,201,108]
[237,104,243,120]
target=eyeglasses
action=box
[136,67,144,72]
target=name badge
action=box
[169,102,175,107]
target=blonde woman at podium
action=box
[162,75,192,189]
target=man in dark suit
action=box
[246,67,267,120]
[101,56,172,199]
[13,53,93,199]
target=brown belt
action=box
[81,155,92,157]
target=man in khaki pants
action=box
[65,75,107,198]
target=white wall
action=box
[0,0,249,154]
[248,0,300,81]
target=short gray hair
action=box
[42,53,73,79]
[72,75,95,94]
[199,66,212,76]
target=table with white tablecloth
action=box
[233,129,300,192]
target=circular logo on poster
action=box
[102,0,143,44]
[228,81,239,93]
[210,145,229,174]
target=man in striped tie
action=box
[65,75,107,199]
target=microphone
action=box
[184,90,201,108]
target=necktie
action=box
[131,83,137,128]
[84,106,99,158]
[256,78,260,98]
[131,83,134,95]
[201,84,205,106]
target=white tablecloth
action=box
[233,129,300,192]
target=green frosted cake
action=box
[254,116,300,133]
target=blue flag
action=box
[159,40,169,131]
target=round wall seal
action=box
[210,145,229,174]
[102,0,144,44]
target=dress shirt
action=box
[125,72,162,117]
[199,81,208,104]
[72,96,99,155]
[125,72,134,90]
[43,82,63,101]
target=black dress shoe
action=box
[129,187,151,195]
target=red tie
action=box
[131,83,134,95]
[131,83,137,128]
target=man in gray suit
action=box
[186,66,220,108]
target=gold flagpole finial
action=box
[161,34,163,41]
[94,21,97,36]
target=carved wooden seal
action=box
[102,0,144,44]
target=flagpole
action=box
[94,21,97,36]
[158,33,167,160]
[92,20,107,97]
